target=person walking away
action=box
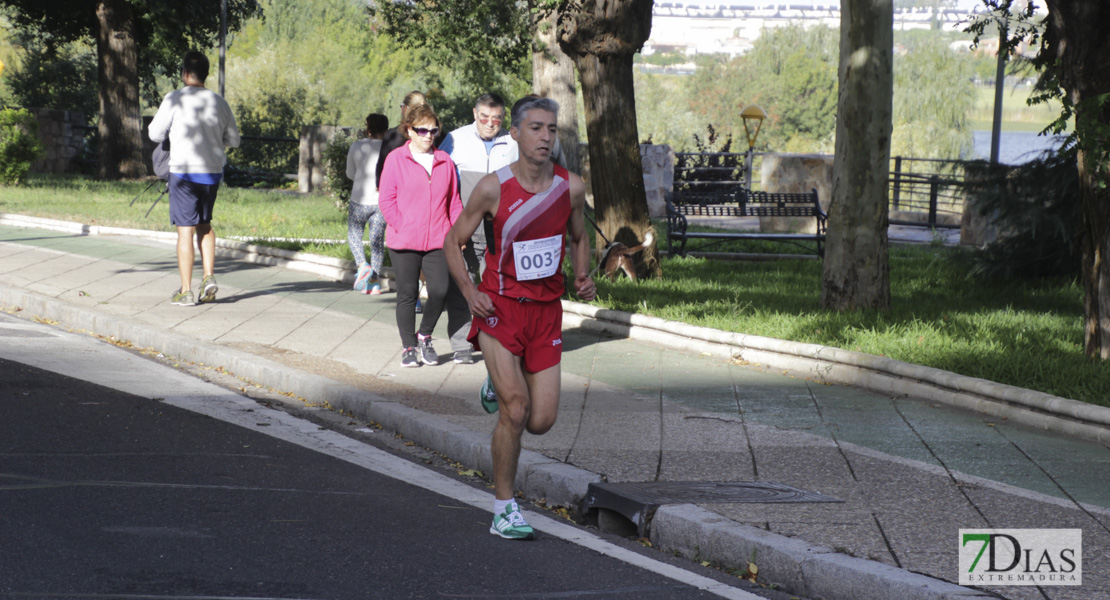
[439,93,517,364]
[347,113,389,294]
[149,50,240,306]
[443,97,596,539]
[378,104,470,368]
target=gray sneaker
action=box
[417,334,438,365]
[199,274,218,303]
[453,348,474,365]
[171,289,195,306]
[400,347,421,368]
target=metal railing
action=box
[888,156,967,228]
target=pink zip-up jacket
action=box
[378,141,463,251]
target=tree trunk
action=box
[533,8,581,174]
[96,0,144,180]
[1042,0,1110,359]
[558,0,660,278]
[1077,136,1110,359]
[820,0,893,310]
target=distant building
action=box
[645,0,993,63]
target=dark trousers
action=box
[388,248,469,350]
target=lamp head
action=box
[740,104,767,150]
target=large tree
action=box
[820,0,894,310]
[532,7,580,172]
[971,0,1110,359]
[373,0,659,275]
[559,0,660,278]
[0,0,259,179]
[1039,1,1110,359]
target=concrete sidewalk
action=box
[1,220,1107,600]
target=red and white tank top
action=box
[479,164,571,302]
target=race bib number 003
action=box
[513,235,562,281]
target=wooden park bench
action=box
[665,187,827,257]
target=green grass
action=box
[4,174,360,261]
[597,242,1100,405]
[3,174,1102,406]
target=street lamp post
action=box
[740,104,767,190]
[219,0,227,97]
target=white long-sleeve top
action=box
[345,138,383,206]
[148,85,240,174]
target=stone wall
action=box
[297,135,677,213]
[640,143,674,218]
[577,142,674,218]
[299,125,353,193]
[760,153,834,233]
[26,108,88,174]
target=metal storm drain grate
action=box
[583,481,842,537]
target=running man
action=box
[443,96,596,540]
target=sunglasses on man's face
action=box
[412,127,439,137]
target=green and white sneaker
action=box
[171,289,195,306]
[479,375,498,414]
[199,274,218,303]
[490,501,536,540]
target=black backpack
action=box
[152,139,170,180]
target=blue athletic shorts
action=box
[168,174,220,226]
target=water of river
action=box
[971,130,1067,165]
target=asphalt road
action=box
[0,313,798,600]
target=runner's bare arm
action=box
[566,173,596,301]
[444,173,501,318]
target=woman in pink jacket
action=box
[378,103,470,368]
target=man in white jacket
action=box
[149,51,240,306]
[440,93,517,279]
[439,93,516,364]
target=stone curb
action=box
[650,505,991,600]
[4,210,1105,439]
[4,212,1106,442]
[561,302,1110,444]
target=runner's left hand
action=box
[574,274,596,301]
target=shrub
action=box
[0,108,46,185]
[5,39,99,119]
[674,124,743,194]
[322,131,354,207]
[961,145,1081,280]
